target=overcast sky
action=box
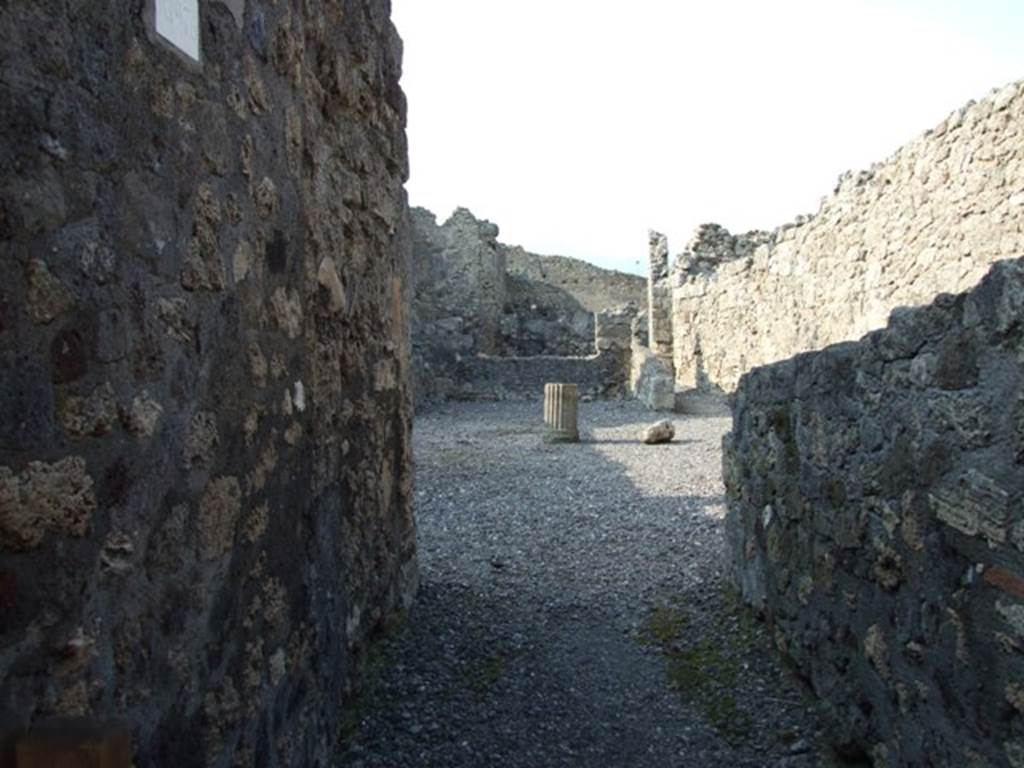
[391,1,1024,275]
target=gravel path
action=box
[340,400,831,767]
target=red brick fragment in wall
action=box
[983,566,1024,600]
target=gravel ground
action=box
[339,400,833,768]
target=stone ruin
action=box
[691,79,1024,764]
[0,1,415,764]
[2,0,1024,763]
[726,261,1024,765]
[410,206,645,405]
[635,78,1024,416]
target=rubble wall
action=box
[0,1,416,764]
[673,79,1024,397]
[411,206,643,405]
[724,259,1024,765]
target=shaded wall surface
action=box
[410,206,644,405]
[725,259,1024,766]
[0,1,416,765]
[673,79,1024,396]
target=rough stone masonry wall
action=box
[504,245,645,315]
[0,2,416,765]
[673,78,1024,398]
[724,259,1024,766]
[411,206,644,405]
[447,305,635,402]
[411,206,505,356]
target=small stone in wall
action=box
[80,240,117,284]
[641,420,675,444]
[864,624,890,680]
[317,257,346,314]
[253,176,278,220]
[284,422,302,446]
[270,287,302,339]
[184,412,219,469]
[197,476,242,560]
[269,648,287,686]
[1006,682,1024,713]
[247,343,268,386]
[270,352,287,379]
[872,544,903,591]
[373,359,396,391]
[1007,741,1024,768]
[58,382,118,438]
[233,240,254,282]
[181,237,226,292]
[244,503,269,544]
[99,532,134,576]
[0,456,97,551]
[126,393,163,437]
[55,680,89,716]
[156,297,195,344]
[25,258,73,324]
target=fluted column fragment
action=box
[543,383,579,442]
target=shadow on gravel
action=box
[341,400,828,768]
[582,438,697,446]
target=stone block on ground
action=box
[641,420,675,444]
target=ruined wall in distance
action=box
[0,1,416,764]
[724,259,1024,766]
[673,79,1024,397]
[504,246,645,316]
[411,206,643,405]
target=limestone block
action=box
[641,420,675,444]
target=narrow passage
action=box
[341,401,828,768]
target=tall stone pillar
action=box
[544,383,580,442]
[648,231,674,361]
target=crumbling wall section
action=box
[724,259,1024,765]
[499,275,594,357]
[411,207,644,405]
[672,79,1024,397]
[0,1,416,765]
[450,305,635,401]
[504,246,645,315]
[647,231,674,361]
[411,207,505,355]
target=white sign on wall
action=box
[155,0,200,63]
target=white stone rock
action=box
[641,420,675,445]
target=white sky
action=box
[392,0,1024,275]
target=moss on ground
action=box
[639,599,755,747]
[463,651,511,695]
[338,610,408,743]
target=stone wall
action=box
[724,259,1024,766]
[0,2,416,765]
[504,245,645,315]
[447,306,634,402]
[411,207,505,356]
[451,354,619,402]
[500,274,594,357]
[672,78,1024,399]
[411,206,644,405]
[646,231,673,362]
